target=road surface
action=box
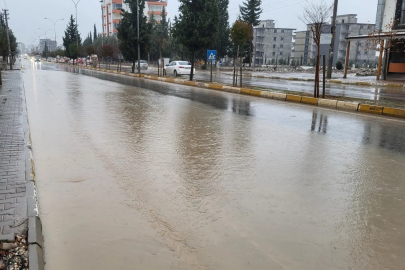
[23,60,405,270]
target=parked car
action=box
[134,60,148,70]
[164,61,195,76]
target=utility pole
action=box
[3,10,12,70]
[327,0,338,79]
[137,0,140,74]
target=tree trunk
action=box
[315,45,321,97]
[160,47,163,77]
[132,59,135,73]
[249,40,252,67]
[240,56,242,87]
[190,52,195,81]
[233,56,236,86]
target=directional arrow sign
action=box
[207,50,217,61]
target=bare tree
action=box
[300,0,332,98]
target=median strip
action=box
[58,63,405,120]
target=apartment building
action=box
[39,39,57,52]
[101,0,167,37]
[253,20,295,66]
[144,0,167,22]
[294,14,376,66]
[101,0,129,36]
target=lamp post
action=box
[44,17,64,45]
[71,0,82,49]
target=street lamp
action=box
[71,0,82,49]
[44,17,64,44]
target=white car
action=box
[164,61,195,76]
[135,60,148,70]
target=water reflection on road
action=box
[23,62,405,270]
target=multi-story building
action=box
[39,39,57,52]
[17,42,26,55]
[101,0,167,37]
[294,24,331,65]
[295,14,376,66]
[144,0,167,22]
[370,0,405,76]
[253,20,295,66]
[101,0,129,36]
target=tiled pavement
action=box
[0,71,29,242]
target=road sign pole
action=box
[210,60,213,83]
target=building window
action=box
[272,52,275,56]
[395,0,405,27]
[280,52,283,55]
[273,44,276,48]
[274,29,277,33]
[364,51,368,55]
[274,37,276,41]
[281,29,284,33]
[281,37,284,41]
[280,44,283,48]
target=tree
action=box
[173,0,220,81]
[230,20,251,87]
[156,6,168,75]
[239,0,262,67]
[217,0,230,61]
[86,45,96,56]
[83,32,93,47]
[94,24,98,41]
[118,0,152,73]
[63,15,82,59]
[300,1,332,97]
[42,42,48,58]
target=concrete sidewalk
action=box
[0,71,43,269]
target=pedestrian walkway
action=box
[0,71,28,241]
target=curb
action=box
[22,75,45,270]
[59,63,405,120]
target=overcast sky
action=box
[6,0,378,47]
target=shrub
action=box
[336,61,343,70]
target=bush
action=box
[201,64,206,70]
[336,61,343,70]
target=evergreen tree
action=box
[156,6,168,74]
[94,24,98,41]
[83,32,93,47]
[117,0,152,73]
[217,0,230,60]
[239,0,262,67]
[173,0,220,81]
[63,15,82,59]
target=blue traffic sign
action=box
[207,50,217,61]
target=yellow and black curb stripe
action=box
[59,63,405,120]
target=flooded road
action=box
[23,61,405,269]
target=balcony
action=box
[113,9,123,14]
[147,11,168,16]
[113,19,120,24]
[112,0,123,3]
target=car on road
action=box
[134,60,148,70]
[164,61,195,76]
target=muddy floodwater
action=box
[23,61,405,269]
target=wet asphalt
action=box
[23,60,405,270]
